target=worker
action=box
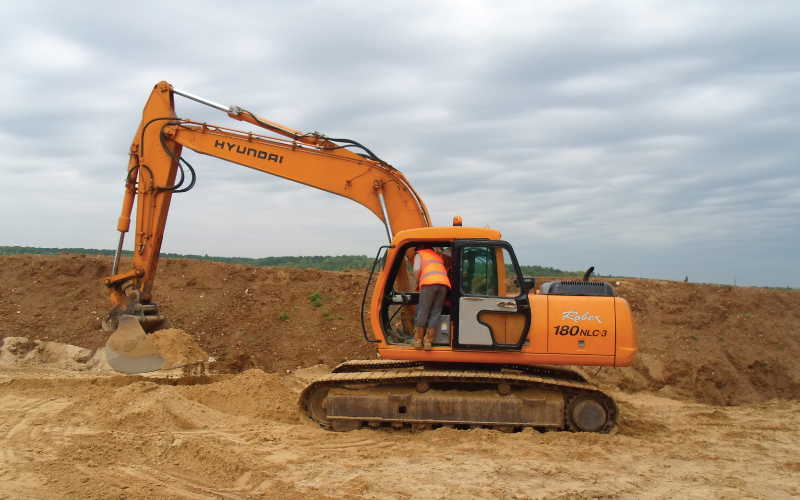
[412,244,451,350]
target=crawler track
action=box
[300,362,619,434]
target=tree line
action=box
[1,246,587,275]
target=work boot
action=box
[423,327,436,351]
[412,327,425,348]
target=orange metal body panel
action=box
[546,296,616,355]
[378,345,617,367]
[109,82,182,307]
[614,298,637,367]
[524,294,550,353]
[169,122,430,235]
[478,312,525,344]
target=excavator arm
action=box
[103,81,429,372]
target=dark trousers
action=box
[416,284,448,328]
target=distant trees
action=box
[1,246,590,276]
[517,264,589,278]
[0,246,373,271]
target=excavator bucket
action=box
[105,315,167,373]
[106,315,210,374]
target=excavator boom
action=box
[103,81,430,372]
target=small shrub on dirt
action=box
[279,311,290,321]
[309,291,323,307]
[691,335,698,340]
[322,310,331,321]
[338,314,344,320]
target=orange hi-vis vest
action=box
[417,249,451,289]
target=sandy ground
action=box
[2,255,800,498]
[1,361,798,500]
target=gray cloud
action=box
[1,0,798,287]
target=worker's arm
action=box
[413,253,422,289]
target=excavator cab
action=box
[379,236,531,352]
[380,242,452,346]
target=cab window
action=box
[461,246,521,298]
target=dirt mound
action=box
[178,368,299,423]
[0,336,101,371]
[148,328,209,368]
[1,363,798,498]
[581,278,800,405]
[1,254,799,406]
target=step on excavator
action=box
[103,81,637,434]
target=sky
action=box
[0,1,798,287]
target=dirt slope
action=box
[1,254,799,405]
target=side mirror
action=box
[522,276,535,292]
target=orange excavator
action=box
[103,81,637,433]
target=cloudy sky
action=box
[1,1,798,287]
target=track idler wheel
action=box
[566,394,612,433]
[305,385,331,428]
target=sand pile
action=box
[148,328,209,369]
[0,336,110,371]
[178,368,299,423]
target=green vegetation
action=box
[278,311,290,321]
[322,310,332,321]
[309,291,323,308]
[0,246,373,271]
[0,246,119,257]
[516,264,592,278]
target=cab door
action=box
[452,240,531,350]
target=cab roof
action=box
[392,226,502,245]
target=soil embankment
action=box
[1,253,799,405]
